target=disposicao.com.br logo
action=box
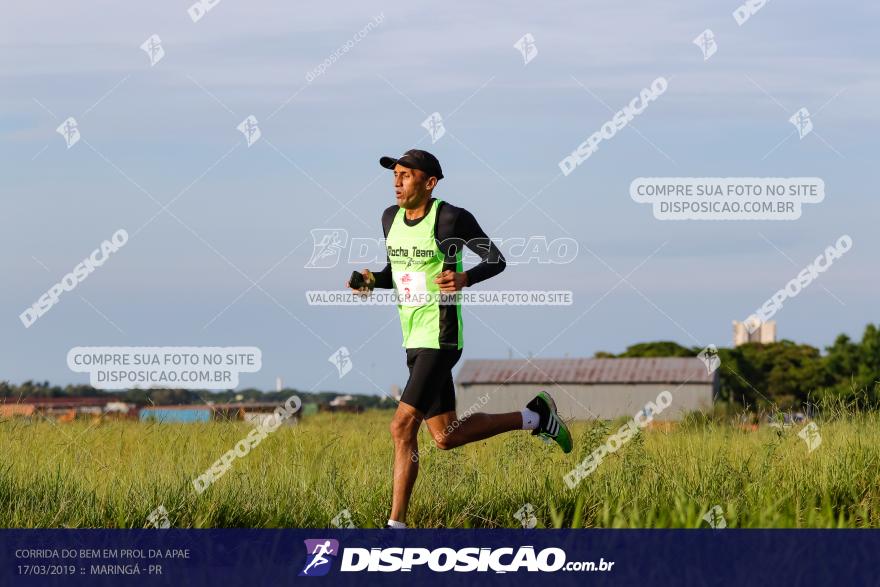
[300,540,614,575]
[300,539,339,577]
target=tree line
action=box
[0,382,393,410]
[4,323,879,412]
[595,323,880,410]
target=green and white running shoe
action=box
[527,391,572,454]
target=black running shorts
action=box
[400,348,463,419]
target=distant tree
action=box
[823,333,864,402]
[858,324,880,401]
[821,324,880,406]
[63,384,103,398]
[720,341,829,409]
[825,334,861,381]
[616,341,697,358]
[714,346,749,406]
[147,389,199,405]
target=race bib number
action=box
[394,271,429,306]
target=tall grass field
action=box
[3,411,880,528]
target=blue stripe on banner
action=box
[1,529,878,586]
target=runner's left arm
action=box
[441,207,506,286]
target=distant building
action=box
[139,406,212,423]
[105,401,132,414]
[235,401,300,426]
[456,357,717,421]
[0,404,36,419]
[733,318,776,346]
[0,397,119,421]
[139,402,300,424]
[0,397,300,424]
[330,394,354,407]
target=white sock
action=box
[386,519,406,528]
[521,408,540,430]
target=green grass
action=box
[2,411,880,528]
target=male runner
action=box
[347,149,572,529]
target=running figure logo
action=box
[56,117,80,149]
[237,114,262,147]
[702,505,727,529]
[798,422,822,453]
[513,33,538,65]
[692,29,717,61]
[305,229,348,268]
[140,34,165,66]
[697,344,721,375]
[299,539,339,577]
[328,347,352,378]
[789,107,813,139]
[421,112,446,143]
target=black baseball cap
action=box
[379,149,444,180]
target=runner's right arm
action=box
[370,206,397,288]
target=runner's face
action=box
[393,165,432,209]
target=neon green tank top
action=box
[385,198,463,349]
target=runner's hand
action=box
[434,270,468,292]
[347,269,375,294]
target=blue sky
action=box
[2,0,878,396]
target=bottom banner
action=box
[2,529,876,586]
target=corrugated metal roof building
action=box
[455,357,717,421]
